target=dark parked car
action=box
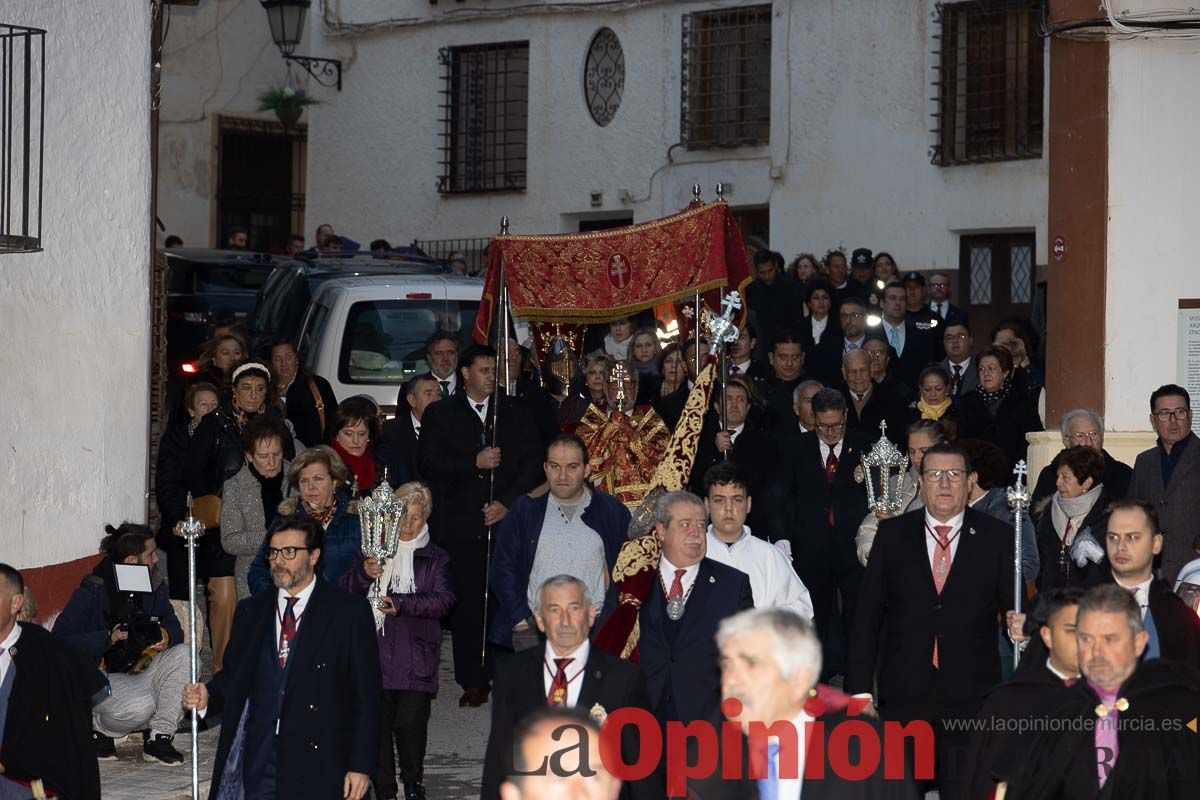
[250,249,447,345]
[165,248,287,382]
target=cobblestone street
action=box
[99,636,489,800]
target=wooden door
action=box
[958,233,1036,344]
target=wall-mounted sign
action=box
[1177,300,1200,435]
[1052,236,1066,263]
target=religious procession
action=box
[5,2,1200,800]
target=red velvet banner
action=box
[473,202,751,343]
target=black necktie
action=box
[440,380,450,398]
[475,403,484,415]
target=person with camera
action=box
[53,523,188,765]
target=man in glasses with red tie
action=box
[847,443,1017,800]
[184,515,380,800]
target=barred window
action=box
[439,42,529,194]
[933,1,1044,166]
[681,5,771,150]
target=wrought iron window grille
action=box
[931,1,1044,166]
[584,28,624,127]
[413,236,492,275]
[438,41,529,194]
[680,5,771,150]
[0,23,45,254]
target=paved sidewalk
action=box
[99,636,489,799]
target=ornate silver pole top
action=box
[173,492,206,541]
[1007,460,1031,511]
[692,183,702,203]
[500,216,510,235]
[715,182,725,202]
[704,291,742,357]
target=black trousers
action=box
[375,689,433,798]
[442,538,494,690]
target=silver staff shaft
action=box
[719,346,729,460]
[179,493,201,799]
[482,257,507,666]
[693,292,702,375]
[1013,505,1023,669]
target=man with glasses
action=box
[1030,408,1133,507]
[940,322,978,398]
[770,388,870,680]
[927,272,969,328]
[848,443,1018,800]
[810,296,871,383]
[1130,384,1200,583]
[184,515,380,800]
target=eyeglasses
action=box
[815,422,845,432]
[266,546,311,561]
[840,312,865,320]
[922,468,967,483]
[1153,408,1190,420]
[943,333,969,342]
[1069,431,1102,443]
[930,282,949,288]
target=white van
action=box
[297,273,484,413]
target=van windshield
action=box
[338,299,480,384]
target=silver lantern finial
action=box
[704,291,742,357]
[358,476,408,609]
[861,421,909,515]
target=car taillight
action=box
[406,293,433,299]
[181,362,198,375]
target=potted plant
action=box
[258,86,319,129]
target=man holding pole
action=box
[418,344,542,707]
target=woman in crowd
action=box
[193,333,247,392]
[342,482,454,800]
[268,337,339,449]
[329,396,385,495]
[1032,445,1110,591]
[603,316,635,360]
[652,343,690,432]
[955,346,1044,470]
[220,415,293,600]
[558,351,613,427]
[856,418,951,565]
[185,362,292,669]
[873,252,899,286]
[959,437,1040,582]
[628,327,662,404]
[247,445,362,593]
[155,381,219,600]
[911,365,956,424]
[800,280,838,353]
[790,252,821,287]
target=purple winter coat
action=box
[341,544,455,694]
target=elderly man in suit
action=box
[378,374,442,485]
[1030,408,1133,507]
[183,515,380,800]
[840,349,908,446]
[848,442,1018,800]
[940,323,978,399]
[1129,384,1200,583]
[636,491,754,726]
[481,575,659,800]
[770,388,871,679]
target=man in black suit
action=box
[769,388,871,678]
[841,349,908,445]
[693,607,919,800]
[500,336,561,451]
[269,338,339,448]
[869,282,935,390]
[634,490,754,726]
[810,296,869,384]
[377,374,441,485]
[761,332,808,429]
[848,442,1018,800]
[418,344,544,707]
[726,324,770,395]
[690,378,776,535]
[927,272,969,330]
[746,249,805,363]
[863,335,915,406]
[940,323,978,399]
[425,330,461,398]
[482,575,659,800]
[183,516,380,800]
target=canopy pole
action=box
[693,292,702,376]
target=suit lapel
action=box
[575,649,607,712]
[833,439,860,489]
[674,560,714,648]
[938,512,980,599]
[1163,436,1200,496]
[283,580,335,693]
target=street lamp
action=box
[260,0,342,91]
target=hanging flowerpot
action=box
[258,86,319,131]
[275,106,303,129]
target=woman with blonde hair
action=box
[342,482,454,800]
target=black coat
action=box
[417,392,543,542]
[480,645,661,800]
[690,413,778,536]
[847,508,1017,722]
[634,558,754,725]
[965,657,1077,800]
[761,375,803,430]
[1091,573,1200,668]
[652,383,689,433]
[806,330,849,385]
[1007,660,1200,800]
[1,622,106,800]
[1031,450,1132,508]
[867,318,936,389]
[1033,490,1112,592]
[510,377,560,453]
[843,383,910,446]
[203,579,381,800]
[377,410,421,486]
[955,388,1044,471]
[155,416,192,537]
[282,372,338,449]
[186,401,294,498]
[745,277,806,354]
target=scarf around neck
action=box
[332,440,377,494]
[1051,483,1103,540]
[977,379,1011,407]
[248,462,285,521]
[917,397,952,420]
[373,525,432,633]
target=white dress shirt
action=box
[467,394,490,425]
[434,372,457,395]
[410,412,422,440]
[0,623,21,686]
[705,526,814,620]
[924,510,965,566]
[658,557,700,604]
[797,421,810,434]
[948,357,972,380]
[810,316,828,342]
[275,576,317,645]
[727,422,745,445]
[731,360,752,377]
[542,640,590,708]
[882,320,906,355]
[1046,658,1077,682]
[931,301,949,319]
[1114,575,1153,620]
[843,335,864,352]
[771,710,812,800]
[818,439,844,465]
